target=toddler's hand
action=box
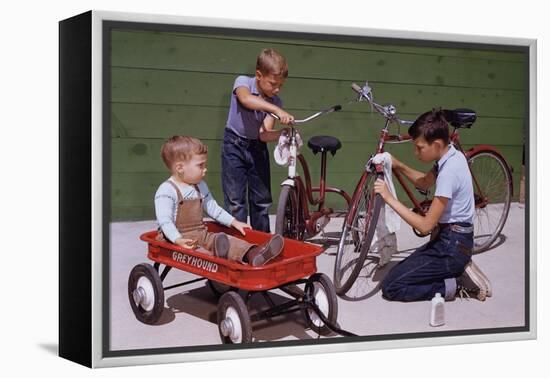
[276,110,295,125]
[175,238,198,249]
[231,219,250,236]
[374,178,392,202]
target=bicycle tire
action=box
[468,149,513,253]
[333,171,383,296]
[275,185,305,240]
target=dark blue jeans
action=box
[381,225,473,302]
[221,129,272,232]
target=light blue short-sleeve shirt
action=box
[433,145,475,224]
[225,75,283,140]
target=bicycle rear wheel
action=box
[275,185,305,240]
[468,150,513,253]
[333,171,383,296]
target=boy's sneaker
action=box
[213,233,229,259]
[456,262,488,301]
[247,234,285,266]
[468,260,492,297]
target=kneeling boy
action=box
[374,109,490,301]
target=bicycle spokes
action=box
[334,172,383,295]
[468,151,512,252]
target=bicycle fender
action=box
[280,179,295,187]
[465,145,507,163]
[465,145,514,196]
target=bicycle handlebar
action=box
[269,104,342,125]
[351,82,412,126]
[351,83,363,94]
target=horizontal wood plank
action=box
[111,68,526,118]
[111,103,524,145]
[111,30,526,90]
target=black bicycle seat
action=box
[444,108,477,128]
[307,135,342,155]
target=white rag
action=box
[369,152,401,266]
[274,129,303,166]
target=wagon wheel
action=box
[303,273,338,336]
[217,291,253,344]
[207,279,237,299]
[128,263,165,325]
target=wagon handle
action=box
[307,302,357,337]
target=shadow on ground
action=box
[38,343,58,356]
[165,284,319,342]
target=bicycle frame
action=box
[288,144,351,235]
[273,106,352,238]
[382,129,513,217]
[283,126,352,238]
[353,81,512,223]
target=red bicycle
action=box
[271,106,352,240]
[333,82,513,296]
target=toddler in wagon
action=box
[154,136,284,266]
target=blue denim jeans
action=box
[221,128,272,232]
[381,224,473,302]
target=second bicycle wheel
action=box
[468,149,513,253]
[334,171,383,296]
[275,185,305,240]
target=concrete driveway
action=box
[109,203,526,351]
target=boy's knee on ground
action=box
[381,276,401,300]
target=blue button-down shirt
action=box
[433,145,475,224]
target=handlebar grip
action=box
[351,83,363,94]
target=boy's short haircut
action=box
[408,108,450,145]
[161,135,208,169]
[256,48,288,78]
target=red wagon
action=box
[128,222,348,344]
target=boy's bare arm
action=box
[375,178,448,234]
[259,116,285,142]
[386,195,447,234]
[393,155,436,190]
[235,86,294,124]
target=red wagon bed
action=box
[140,222,324,291]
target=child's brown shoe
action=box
[213,233,229,259]
[247,234,284,266]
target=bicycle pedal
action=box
[315,215,331,233]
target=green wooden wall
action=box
[110,28,527,221]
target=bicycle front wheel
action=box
[275,185,305,240]
[334,171,383,296]
[468,150,513,253]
